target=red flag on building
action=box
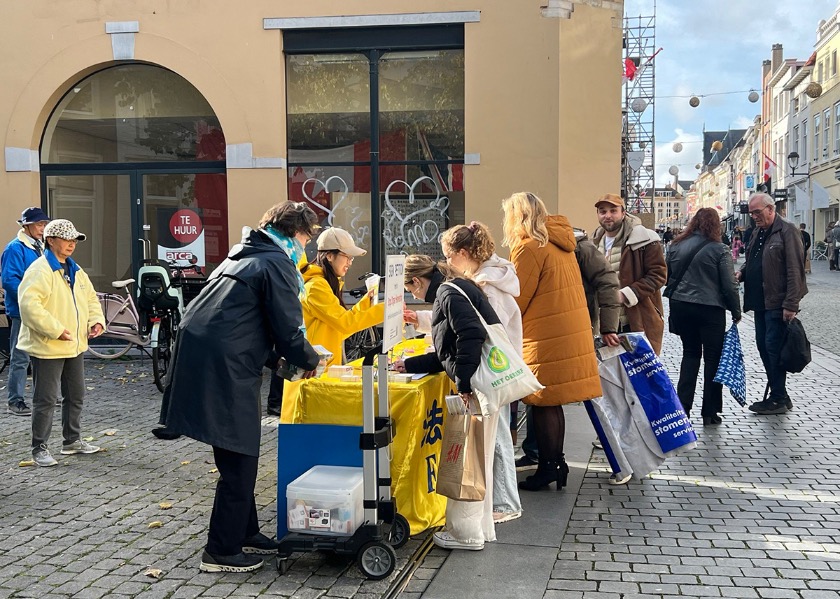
[763,153,777,182]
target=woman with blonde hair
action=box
[501,192,601,491]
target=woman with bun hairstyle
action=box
[437,221,523,523]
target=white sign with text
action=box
[382,254,406,353]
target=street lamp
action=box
[787,151,808,176]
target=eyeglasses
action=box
[338,251,354,262]
[749,207,770,216]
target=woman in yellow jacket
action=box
[300,227,384,366]
[17,219,106,468]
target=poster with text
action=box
[156,208,206,267]
[382,254,406,353]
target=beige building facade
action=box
[1,0,623,291]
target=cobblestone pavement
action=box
[549,282,840,599]
[1,265,838,599]
[0,363,429,598]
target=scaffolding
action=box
[622,6,657,213]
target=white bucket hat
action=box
[44,219,87,241]
[316,227,366,256]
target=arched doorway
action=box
[40,64,227,293]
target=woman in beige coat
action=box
[502,192,602,490]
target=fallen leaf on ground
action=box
[104,430,117,436]
[208,468,218,474]
[148,521,163,529]
[19,460,36,467]
[180,460,191,465]
[159,502,172,510]
[86,387,94,391]
[125,370,133,375]
[83,436,95,442]
[144,568,163,579]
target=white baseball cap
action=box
[316,227,366,256]
[44,219,86,241]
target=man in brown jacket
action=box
[736,192,807,415]
[592,194,667,354]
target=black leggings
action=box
[532,404,566,463]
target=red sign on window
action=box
[169,209,203,244]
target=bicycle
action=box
[89,260,206,392]
[344,272,384,362]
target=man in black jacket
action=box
[159,202,322,573]
[800,223,812,274]
[736,193,807,415]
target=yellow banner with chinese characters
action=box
[281,361,450,535]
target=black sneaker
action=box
[199,550,263,573]
[753,398,789,415]
[785,396,793,410]
[266,406,281,417]
[242,532,280,555]
[8,401,31,416]
[748,400,768,413]
[151,427,181,440]
[515,455,538,471]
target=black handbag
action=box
[664,239,712,335]
[779,317,811,373]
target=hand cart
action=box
[275,346,410,580]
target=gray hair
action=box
[749,192,774,208]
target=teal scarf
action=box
[262,226,307,335]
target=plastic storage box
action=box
[286,465,365,536]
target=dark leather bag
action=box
[779,317,811,373]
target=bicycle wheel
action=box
[152,315,174,392]
[88,296,136,359]
[345,327,380,362]
[87,337,133,359]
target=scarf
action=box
[261,226,308,335]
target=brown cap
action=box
[595,193,625,209]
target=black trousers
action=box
[207,446,260,556]
[670,300,726,417]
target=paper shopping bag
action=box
[436,414,485,501]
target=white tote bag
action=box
[443,283,543,416]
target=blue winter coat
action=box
[1,231,41,318]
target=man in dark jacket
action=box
[1,207,51,416]
[736,193,807,415]
[159,202,322,573]
[800,223,812,274]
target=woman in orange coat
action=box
[502,192,602,491]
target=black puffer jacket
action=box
[666,232,741,320]
[403,277,500,393]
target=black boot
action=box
[518,460,569,491]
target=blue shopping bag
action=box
[618,333,697,454]
[713,324,747,406]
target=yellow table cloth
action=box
[280,343,450,535]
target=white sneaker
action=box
[33,445,58,467]
[432,531,484,551]
[493,511,522,524]
[60,439,101,455]
[608,473,632,485]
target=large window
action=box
[802,119,808,162]
[814,113,821,162]
[285,29,465,274]
[824,108,831,159]
[835,103,840,156]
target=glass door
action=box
[45,173,135,294]
[140,171,228,274]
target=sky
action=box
[623,0,839,186]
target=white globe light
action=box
[631,98,647,113]
[748,90,759,103]
[668,165,679,176]
[672,142,683,153]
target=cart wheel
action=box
[387,513,410,549]
[276,556,290,574]
[357,541,396,580]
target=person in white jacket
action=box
[405,221,523,530]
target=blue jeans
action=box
[753,309,787,401]
[8,316,31,406]
[522,404,539,461]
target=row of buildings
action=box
[688,3,840,244]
